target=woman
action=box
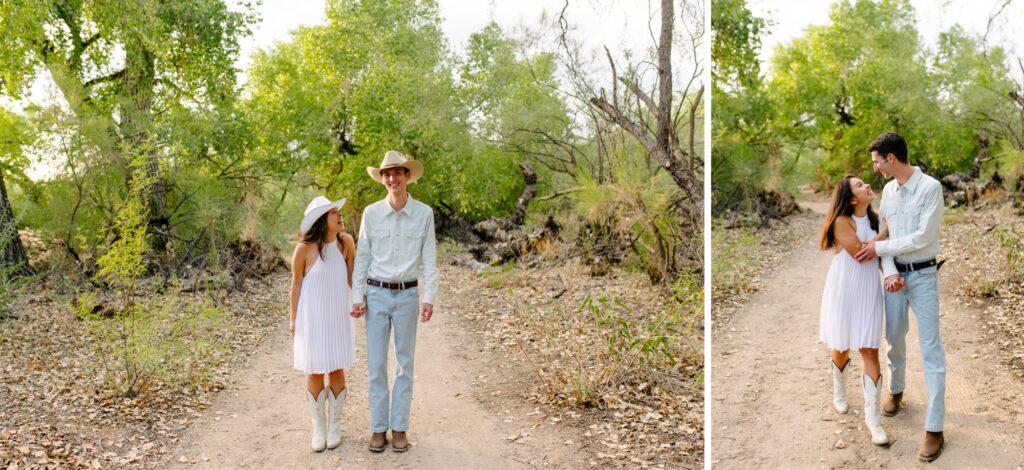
[819,176,890,446]
[290,196,357,452]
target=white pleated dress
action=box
[293,242,356,374]
[819,215,884,350]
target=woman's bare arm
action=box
[289,244,306,335]
[340,233,355,288]
[833,216,862,258]
[874,217,889,241]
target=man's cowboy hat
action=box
[367,150,423,185]
[300,196,346,235]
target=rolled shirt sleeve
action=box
[420,208,439,305]
[881,256,898,279]
[351,208,372,304]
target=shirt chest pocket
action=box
[898,202,924,230]
[401,231,424,258]
[369,231,391,259]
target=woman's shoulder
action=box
[833,214,856,229]
[294,240,317,254]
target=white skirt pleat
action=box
[819,251,884,351]
[293,243,356,374]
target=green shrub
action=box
[77,154,229,397]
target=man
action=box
[854,131,946,462]
[351,150,438,453]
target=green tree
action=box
[244,0,472,215]
[0,0,256,232]
[457,22,573,223]
[0,108,33,275]
[767,0,974,182]
[933,26,1021,156]
[711,0,779,213]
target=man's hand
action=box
[421,303,433,323]
[884,274,904,293]
[352,302,366,318]
[855,240,878,262]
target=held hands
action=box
[350,302,432,321]
[855,240,878,262]
[884,274,905,293]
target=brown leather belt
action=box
[895,259,944,273]
[367,278,418,290]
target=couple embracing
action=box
[819,132,946,462]
[288,150,438,454]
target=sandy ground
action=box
[712,200,1024,469]
[160,282,575,469]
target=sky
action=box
[749,0,1024,77]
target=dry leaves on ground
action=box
[0,276,288,469]
[444,248,703,469]
[712,208,821,324]
[943,205,1024,378]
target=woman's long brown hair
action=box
[301,213,331,260]
[819,175,879,250]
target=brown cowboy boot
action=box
[368,432,388,453]
[919,431,944,462]
[882,392,902,417]
[392,431,409,453]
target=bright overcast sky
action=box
[749,0,1024,77]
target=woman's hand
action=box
[289,319,296,336]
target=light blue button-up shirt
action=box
[352,195,439,305]
[877,168,944,279]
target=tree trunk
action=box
[0,172,34,277]
[589,0,703,212]
[656,0,673,157]
[121,37,168,245]
[509,159,537,226]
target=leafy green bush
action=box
[76,155,229,397]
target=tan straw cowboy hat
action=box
[367,150,423,184]
[299,196,346,235]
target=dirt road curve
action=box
[712,201,1024,469]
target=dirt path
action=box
[161,272,573,469]
[712,201,1024,468]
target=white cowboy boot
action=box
[862,374,890,445]
[831,359,849,414]
[307,389,327,452]
[326,388,346,449]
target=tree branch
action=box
[83,69,126,89]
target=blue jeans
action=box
[884,265,945,432]
[366,285,420,433]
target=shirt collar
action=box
[385,194,415,216]
[897,167,922,193]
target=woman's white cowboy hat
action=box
[367,150,423,185]
[300,196,346,235]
